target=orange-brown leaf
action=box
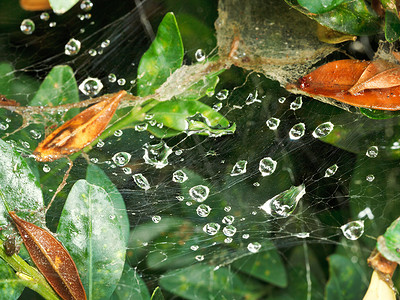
[34,90,126,162]
[19,0,51,11]
[9,211,86,300]
[286,59,400,111]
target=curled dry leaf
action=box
[19,0,51,11]
[0,94,20,107]
[34,90,126,162]
[9,211,86,300]
[286,59,400,111]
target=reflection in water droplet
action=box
[216,89,229,100]
[259,157,277,176]
[223,225,236,237]
[79,77,103,96]
[135,123,148,132]
[213,102,223,111]
[152,215,161,223]
[132,173,150,190]
[43,164,51,173]
[266,117,280,130]
[190,245,199,251]
[30,130,42,139]
[114,130,123,137]
[49,22,56,28]
[247,242,261,253]
[242,234,250,239]
[65,38,81,56]
[366,146,378,158]
[112,152,131,167]
[21,141,30,149]
[278,97,286,103]
[0,123,9,130]
[196,204,211,217]
[143,141,172,169]
[224,206,231,212]
[224,237,233,243]
[90,157,98,163]
[195,49,205,62]
[312,122,334,138]
[122,167,132,174]
[108,73,117,82]
[20,19,35,35]
[80,0,93,11]
[324,164,338,177]
[101,39,110,48]
[289,123,306,140]
[117,78,126,86]
[290,96,302,110]
[259,184,306,217]
[366,174,375,182]
[230,160,247,176]
[88,49,97,56]
[203,223,220,235]
[172,170,188,183]
[341,220,364,240]
[189,185,210,202]
[40,12,50,21]
[222,215,235,225]
[195,255,204,261]
[96,139,105,148]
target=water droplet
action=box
[145,114,154,120]
[195,255,204,261]
[43,164,51,173]
[112,152,131,167]
[122,167,132,174]
[109,215,115,220]
[341,220,364,240]
[259,184,306,217]
[172,170,188,183]
[230,160,247,176]
[49,22,56,28]
[108,73,116,83]
[312,122,334,138]
[203,223,220,235]
[324,164,338,177]
[84,13,91,19]
[195,49,205,62]
[290,96,302,110]
[21,141,30,149]
[88,49,97,56]
[366,146,378,158]
[266,117,280,130]
[247,242,261,253]
[143,141,172,169]
[295,232,310,238]
[366,174,375,182]
[101,39,110,48]
[20,19,35,35]
[216,89,229,100]
[259,157,277,176]
[224,206,231,212]
[80,0,93,11]
[224,237,233,243]
[223,225,236,237]
[152,215,161,223]
[176,195,184,201]
[132,173,150,190]
[40,12,50,21]
[90,157,98,163]
[190,245,199,251]
[189,185,210,202]
[222,215,235,225]
[196,204,211,217]
[245,91,261,105]
[65,38,81,56]
[114,130,123,137]
[358,207,374,220]
[79,77,103,96]
[77,14,85,21]
[0,123,9,130]
[213,102,223,111]
[29,130,42,139]
[117,78,126,86]
[289,123,306,140]
[96,139,105,147]
[278,96,286,103]
[135,123,148,132]
[242,234,250,239]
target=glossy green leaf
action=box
[377,216,400,264]
[297,0,345,14]
[148,99,235,138]
[385,10,400,42]
[174,72,220,101]
[49,0,79,14]
[232,246,287,287]
[159,264,264,300]
[57,179,126,300]
[110,263,150,300]
[30,65,79,119]
[359,108,400,119]
[150,287,164,300]
[137,12,184,96]
[86,164,130,245]
[0,139,43,227]
[0,257,25,300]
[325,254,366,300]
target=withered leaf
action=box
[286,59,400,111]
[34,90,126,162]
[9,211,86,300]
[19,0,51,11]
[0,94,20,107]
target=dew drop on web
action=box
[196,204,211,217]
[312,121,334,138]
[79,77,103,96]
[143,141,172,169]
[366,146,378,158]
[112,152,131,167]
[215,89,229,100]
[259,157,277,176]
[324,164,338,177]
[172,170,188,183]
[132,173,150,190]
[230,160,247,176]
[290,96,302,110]
[189,185,210,202]
[341,220,364,240]
[266,117,280,130]
[203,223,220,235]
[20,19,35,35]
[195,49,206,62]
[247,242,261,253]
[65,38,81,56]
[289,122,306,140]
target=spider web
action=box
[0,0,396,299]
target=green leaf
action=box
[0,139,44,227]
[297,0,346,14]
[48,0,79,14]
[30,65,79,119]
[0,258,25,300]
[377,216,400,264]
[137,12,184,96]
[159,264,264,300]
[360,107,400,119]
[110,263,150,300]
[150,287,164,300]
[57,180,126,300]
[325,254,366,300]
[174,72,220,101]
[86,164,130,245]
[232,245,287,287]
[385,10,400,42]
[148,99,235,138]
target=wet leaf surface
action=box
[0,258,25,300]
